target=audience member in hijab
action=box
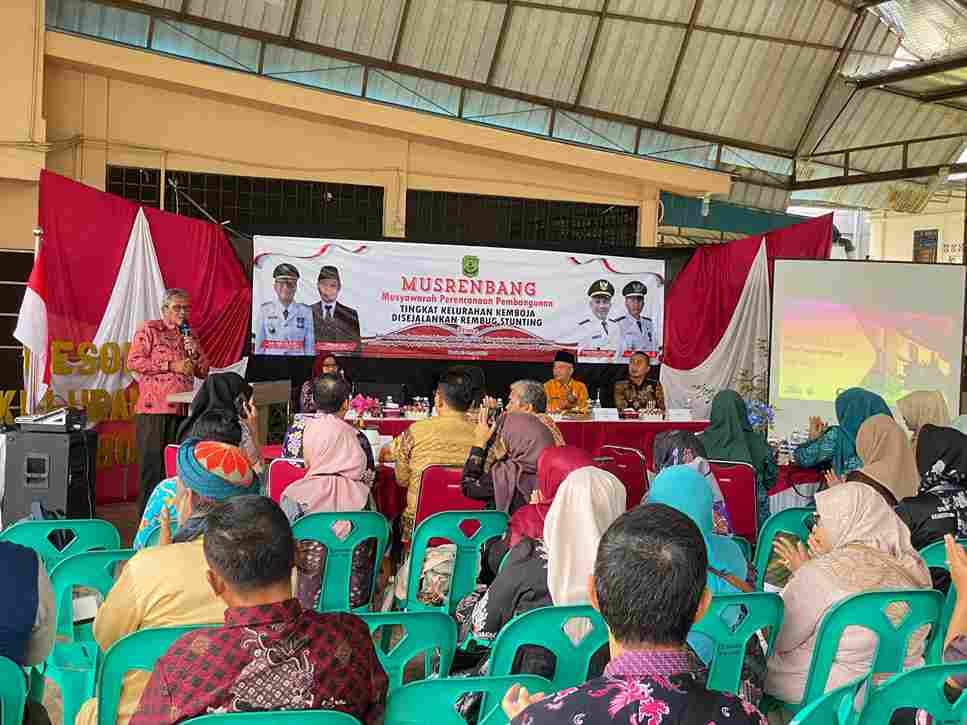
[648,465,764,705]
[459,458,625,679]
[895,424,967,591]
[0,541,54,725]
[701,390,776,529]
[134,410,244,549]
[767,482,932,705]
[461,411,557,514]
[281,410,376,611]
[653,429,733,535]
[299,353,351,413]
[130,496,387,725]
[176,372,263,477]
[846,414,920,506]
[283,374,376,476]
[794,387,891,478]
[502,505,766,725]
[897,390,951,452]
[75,439,257,725]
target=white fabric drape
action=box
[660,240,771,413]
[52,208,167,395]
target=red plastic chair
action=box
[268,458,307,503]
[163,444,179,478]
[594,445,648,510]
[414,465,485,529]
[708,460,758,543]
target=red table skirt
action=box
[771,463,823,495]
[368,418,709,471]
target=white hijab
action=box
[543,466,626,607]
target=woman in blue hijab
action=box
[649,465,764,704]
[793,387,891,477]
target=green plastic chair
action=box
[489,605,608,692]
[788,676,864,725]
[859,662,967,724]
[292,511,390,612]
[753,507,814,590]
[0,519,121,570]
[184,711,362,724]
[44,549,136,725]
[359,611,457,692]
[404,510,508,614]
[781,588,943,714]
[383,674,554,725]
[918,537,967,663]
[690,591,784,695]
[96,624,217,725]
[0,656,27,725]
[731,535,752,562]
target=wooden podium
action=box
[167,380,291,444]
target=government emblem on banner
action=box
[462,255,480,278]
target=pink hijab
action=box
[507,446,594,546]
[283,414,368,514]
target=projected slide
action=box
[770,260,965,439]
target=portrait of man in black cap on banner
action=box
[255,263,315,355]
[612,280,657,355]
[574,278,624,362]
[310,265,361,349]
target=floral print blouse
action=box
[512,649,767,725]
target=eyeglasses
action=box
[167,304,191,312]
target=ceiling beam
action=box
[572,0,609,107]
[790,161,967,190]
[391,0,413,64]
[921,82,967,103]
[794,10,864,156]
[487,1,514,86]
[657,0,702,126]
[848,50,967,88]
[872,84,967,113]
[288,0,303,40]
[87,0,798,158]
[801,130,967,158]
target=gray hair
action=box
[511,379,547,413]
[162,288,190,309]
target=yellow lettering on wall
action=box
[51,340,73,376]
[99,342,122,375]
[0,390,15,424]
[77,342,99,376]
[96,437,114,469]
[121,342,132,375]
[87,389,112,424]
[110,389,130,421]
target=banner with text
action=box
[253,237,665,363]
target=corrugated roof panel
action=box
[727,181,791,212]
[129,0,181,9]
[844,10,900,75]
[663,31,837,151]
[524,0,604,11]
[638,128,717,168]
[187,0,296,37]
[295,0,403,60]
[553,110,637,152]
[396,0,506,83]
[262,44,365,95]
[491,4,596,103]
[462,90,552,135]
[579,19,685,121]
[608,0,695,23]
[47,0,151,45]
[698,0,851,46]
[366,69,462,115]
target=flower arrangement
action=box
[746,398,776,434]
[349,394,381,418]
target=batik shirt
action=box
[512,649,766,725]
[130,599,386,725]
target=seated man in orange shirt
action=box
[543,350,589,414]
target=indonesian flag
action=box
[15,247,49,411]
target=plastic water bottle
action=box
[593,390,602,409]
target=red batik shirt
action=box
[128,319,210,415]
[130,599,387,725]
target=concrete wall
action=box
[869,195,966,263]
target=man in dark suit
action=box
[310,265,361,349]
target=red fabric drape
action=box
[663,214,833,370]
[38,171,249,367]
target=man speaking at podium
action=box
[128,289,210,513]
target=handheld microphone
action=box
[179,321,197,359]
[178,321,190,337]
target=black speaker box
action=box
[1,428,97,524]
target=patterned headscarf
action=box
[177,438,255,501]
[915,425,967,538]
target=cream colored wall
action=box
[869,195,966,262]
[38,30,729,245]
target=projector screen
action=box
[770,260,965,439]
